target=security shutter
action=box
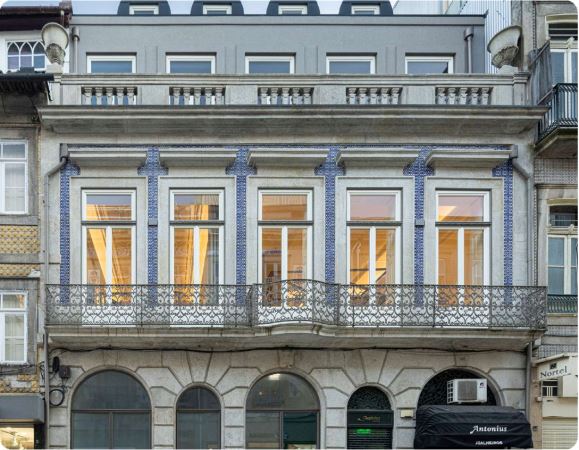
[347,426,392,449]
[543,418,578,449]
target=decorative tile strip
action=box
[0,226,39,254]
[59,161,80,285]
[493,160,513,286]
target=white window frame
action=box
[547,234,577,295]
[435,191,490,286]
[278,4,307,15]
[245,55,295,74]
[405,55,454,74]
[0,140,28,215]
[6,40,46,72]
[351,5,380,15]
[203,4,232,15]
[166,55,216,74]
[0,292,27,364]
[169,190,225,286]
[326,55,376,74]
[129,4,159,15]
[81,190,136,286]
[550,42,577,84]
[87,55,136,74]
[346,191,401,285]
[257,190,313,283]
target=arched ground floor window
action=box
[176,386,221,449]
[71,370,151,449]
[347,386,393,449]
[246,373,319,449]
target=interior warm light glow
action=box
[437,195,484,222]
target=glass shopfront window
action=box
[0,425,35,449]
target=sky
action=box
[0,0,351,14]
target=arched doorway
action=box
[246,373,319,448]
[71,370,151,449]
[347,387,393,449]
[176,387,221,449]
[417,369,497,407]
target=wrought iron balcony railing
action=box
[547,294,578,314]
[46,281,547,329]
[538,83,578,140]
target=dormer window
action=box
[129,4,159,15]
[278,4,307,15]
[351,4,380,15]
[203,4,232,15]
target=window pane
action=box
[283,412,317,448]
[199,228,220,284]
[438,229,458,284]
[3,143,26,158]
[205,9,230,15]
[350,193,396,221]
[2,294,25,309]
[248,60,291,74]
[20,43,32,68]
[5,337,24,361]
[112,413,151,449]
[174,193,220,220]
[572,52,577,83]
[0,426,34,450]
[177,387,220,410]
[86,228,107,284]
[85,194,132,221]
[170,60,213,74]
[246,373,319,410]
[5,314,24,337]
[262,228,282,283]
[551,51,565,84]
[548,237,565,266]
[4,188,25,212]
[572,238,577,266]
[548,267,565,294]
[174,228,195,284]
[72,413,110,449]
[7,55,19,71]
[350,228,370,285]
[437,195,484,222]
[4,163,25,188]
[464,229,484,285]
[90,59,134,73]
[550,205,578,227]
[407,60,450,74]
[287,228,307,280]
[572,268,577,295]
[261,194,308,220]
[376,229,396,284]
[329,60,372,74]
[246,412,280,449]
[177,412,220,449]
[111,228,132,285]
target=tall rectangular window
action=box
[82,192,135,303]
[0,141,27,214]
[88,55,136,73]
[0,292,26,363]
[170,191,224,292]
[246,56,295,74]
[548,21,577,84]
[436,192,490,285]
[258,191,312,285]
[548,235,577,295]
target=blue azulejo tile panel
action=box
[492,160,513,286]
[59,161,80,285]
[138,148,168,285]
[226,148,256,285]
[315,147,345,283]
[403,147,434,285]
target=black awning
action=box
[414,405,533,449]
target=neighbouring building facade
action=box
[1,0,573,448]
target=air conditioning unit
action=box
[447,379,487,404]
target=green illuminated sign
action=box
[355,428,373,435]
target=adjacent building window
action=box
[129,4,159,14]
[327,55,376,74]
[436,192,490,285]
[246,373,319,448]
[7,41,45,72]
[406,56,454,74]
[278,4,307,14]
[170,191,224,288]
[166,55,215,74]
[246,56,295,74]
[550,205,578,227]
[82,192,135,302]
[548,235,577,295]
[71,371,151,449]
[351,4,380,15]
[347,191,401,288]
[0,141,27,215]
[176,387,221,449]
[542,379,559,397]
[548,20,578,84]
[0,292,26,364]
[87,55,136,73]
[203,4,232,15]
[258,191,312,285]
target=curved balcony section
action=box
[538,83,578,140]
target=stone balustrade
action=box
[346,87,401,105]
[81,86,138,106]
[258,86,313,105]
[435,86,492,105]
[169,86,225,105]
